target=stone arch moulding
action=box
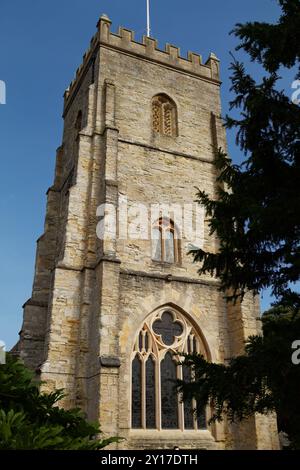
[132,302,212,362]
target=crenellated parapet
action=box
[64,13,220,111]
[63,31,98,103]
[98,14,220,80]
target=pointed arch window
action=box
[152,218,180,264]
[152,94,178,137]
[131,308,208,431]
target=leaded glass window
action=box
[146,356,156,429]
[152,219,180,264]
[165,230,175,263]
[161,352,178,429]
[131,307,208,431]
[152,227,162,261]
[132,355,142,428]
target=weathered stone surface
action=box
[18,14,279,450]
[100,356,121,368]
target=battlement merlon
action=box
[63,14,221,110]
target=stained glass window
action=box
[197,405,207,430]
[152,228,162,261]
[165,230,175,263]
[183,364,194,430]
[131,308,207,432]
[153,311,183,346]
[146,356,156,429]
[161,352,178,429]
[131,355,142,428]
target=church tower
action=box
[19,15,279,450]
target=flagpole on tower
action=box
[146,0,151,37]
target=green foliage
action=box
[181,0,300,449]
[0,355,120,450]
[233,0,300,77]
[178,309,300,449]
[190,0,300,304]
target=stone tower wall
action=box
[19,14,279,450]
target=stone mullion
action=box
[142,329,146,353]
[141,358,146,429]
[157,357,162,430]
[193,398,198,431]
[190,364,198,431]
[174,235,179,264]
[160,228,165,262]
[177,363,184,431]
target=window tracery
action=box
[131,307,207,430]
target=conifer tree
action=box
[0,355,119,450]
[180,0,300,449]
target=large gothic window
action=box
[152,94,178,137]
[152,218,180,264]
[131,308,208,430]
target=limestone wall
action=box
[19,14,279,450]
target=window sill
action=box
[152,132,179,140]
[130,428,209,433]
[128,429,214,440]
[151,260,182,269]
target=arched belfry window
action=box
[131,307,208,430]
[152,218,180,264]
[152,94,178,137]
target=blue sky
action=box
[0,0,295,349]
